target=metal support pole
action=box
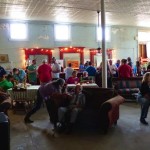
[101,0,107,88]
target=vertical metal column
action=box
[101,0,107,88]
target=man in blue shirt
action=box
[85,62,96,77]
[13,68,26,83]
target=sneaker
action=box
[140,119,148,125]
[56,122,66,133]
[24,118,34,123]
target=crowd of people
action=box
[1,56,150,133]
[1,56,148,90]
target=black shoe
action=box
[140,119,148,125]
[24,118,34,123]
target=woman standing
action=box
[138,72,150,125]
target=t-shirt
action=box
[79,64,85,72]
[51,63,61,78]
[27,64,37,83]
[38,64,52,83]
[64,67,74,79]
[67,77,79,84]
[85,66,96,76]
[0,80,13,91]
[13,69,26,83]
[118,64,132,78]
[109,64,117,75]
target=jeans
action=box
[138,96,150,119]
[58,107,81,123]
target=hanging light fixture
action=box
[97,10,101,52]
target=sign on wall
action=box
[0,54,9,63]
[67,60,79,69]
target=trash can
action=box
[0,112,10,150]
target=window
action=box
[138,31,150,42]
[97,27,111,42]
[54,24,70,41]
[10,23,28,40]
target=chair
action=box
[12,88,32,113]
[59,73,66,80]
[77,72,83,79]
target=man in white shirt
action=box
[64,63,74,80]
[109,59,117,77]
[51,57,61,80]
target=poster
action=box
[67,60,79,69]
[0,54,9,63]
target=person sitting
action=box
[137,72,150,125]
[57,85,85,133]
[0,74,14,92]
[13,68,26,83]
[81,71,89,81]
[67,70,79,84]
[0,90,11,115]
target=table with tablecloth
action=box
[8,83,98,101]
[8,85,40,102]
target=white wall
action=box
[0,21,139,69]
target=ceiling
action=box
[1,0,150,27]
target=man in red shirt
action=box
[38,59,52,84]
[118,59,133,78]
